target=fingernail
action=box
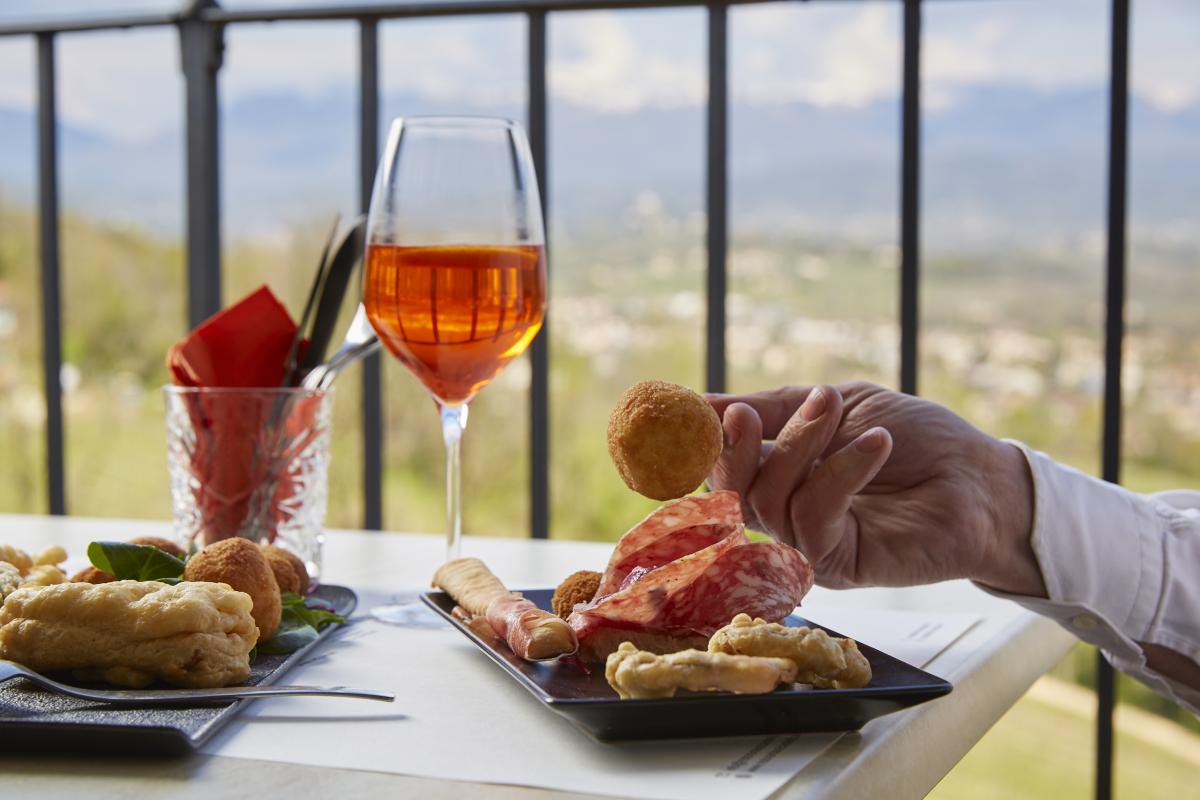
[801,387,826,421]
[855,427,885,453]
[724,426,739,450]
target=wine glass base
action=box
[370,591,445,629]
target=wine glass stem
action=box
[440,402,468,560]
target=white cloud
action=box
[549,11,704,112]
[732,4,900,108]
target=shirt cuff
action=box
[981,442,1165,663]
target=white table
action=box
[0,514,1075,799]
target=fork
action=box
[0,660,394,705]
[300,303,381,391]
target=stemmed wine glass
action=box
[363,116,546,563]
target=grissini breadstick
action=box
[434,557,578,661]
[433,558,509,617]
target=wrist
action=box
[972,439,1046,597]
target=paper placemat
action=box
[203,606,978,800]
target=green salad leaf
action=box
[257,592,345,656]
[87,541,186,582]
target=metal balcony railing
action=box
[0,1,1136,796]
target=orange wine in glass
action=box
[364,117,546,561]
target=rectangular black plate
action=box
[0,584,357,755]
[423,588,952,741]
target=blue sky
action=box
[0,1,1196,142]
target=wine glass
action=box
[363,116,546,563]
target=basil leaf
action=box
[256,595,345,656]
[257,619,319,655]
[87,541,186,582]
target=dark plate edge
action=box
[420,589,954,709]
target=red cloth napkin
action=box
[168,285,300,388]
[167,286,321,546]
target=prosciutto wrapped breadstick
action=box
[433,558,577,661]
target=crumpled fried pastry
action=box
[605,641,797,699]
[708,613,872,689]
[0,580,258,688]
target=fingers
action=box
[745,385,844,546]
[707,403,765,530]
[705,386,816,440]
[790,427,893,564]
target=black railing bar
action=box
[359,18,385,531]
[0,12,180,38]
[898,0,919,396]
[0,0,1007,38]
[1097,0,1129,794]
[705,1,727,394]
[527,9,550,540]
[202,0,787,26]
[180,4,224,329]
[36,32,65,516]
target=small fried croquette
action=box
[607,380,723,501]
[71,565,115,584]
[128,536,187,559]
[260,543,310,595]
[184,538,282,641]
[551,570,601,618]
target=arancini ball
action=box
[606,380,723,501]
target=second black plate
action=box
[423,588,952,741]
[0,584,357,755]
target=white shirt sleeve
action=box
[979,441,1200,714]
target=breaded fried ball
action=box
[128,536,187,559]
[607,380,723,501]
[184,538,282,641]
[551,570,601,619]
[260,544,310,595]
[71,566,115,584]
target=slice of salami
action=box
[661,542,813,634]
[594,491,744,597]
[571,532,745,637]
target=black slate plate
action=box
[423,588,952,741]
[0,584,356,755]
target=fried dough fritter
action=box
[605,641,797,699]
[606,380,723,501]
[708,613,872,689]
[551,570,601,619]
[0,544,33,576]
[128,536,187,559]
[0,580,258,688]
[260,543,310,595]
[71,565,115,584]
[185,538,282,641]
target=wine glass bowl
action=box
[364,117,546,560]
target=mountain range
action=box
[0,84,1197,248]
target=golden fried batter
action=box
[605,641,797,699]
[185,537,282,641]
[71,565,115,584]
[260,544,310,595]
[551,570,601,618]
[607,380,723,501]
[0,544,32,576]
[708,613,872,689]
[128,536,187,559]
[0,580,258,688]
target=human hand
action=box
[706,382,1044,596]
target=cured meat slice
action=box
[594,491,743,598]
[569,492,813,661]
[660,542,813,633]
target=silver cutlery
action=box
[300,303,381,390]
[0,659,394,705]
